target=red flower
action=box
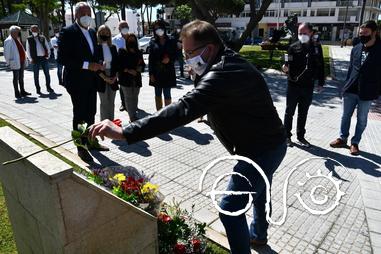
[158,213,172,223]
[191,238,201,252]
[174,243,186,254]
[120,177,142,194]
[112,119,122,127]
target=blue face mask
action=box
[185,47,208,76]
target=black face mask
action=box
[100,35,110,42]
[360,35,372,44]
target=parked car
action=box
[138,36,152,53]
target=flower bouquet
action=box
[158,201,207,254]
[87,165,164,216]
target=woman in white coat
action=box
[4,25,30,98]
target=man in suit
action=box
[57,1,107,162]
[330,20,381,155]
[26,25,53,94]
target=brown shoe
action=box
[250,238,268,247]
[330,138,347,148]
[350,144,360,156]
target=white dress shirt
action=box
[26,35,50,60]
[112,33,126,51]
[77,22,94,69]
[102,43,112,70]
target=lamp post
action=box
[136,13,141,38]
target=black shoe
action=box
[21,91,31,96]
[77,148,93,162]
[15,93,21,99]
[286,137,294,147]
[36,89,42,95]
[47,88,54,93]
[119,105,125,112]
[297,137,311,148]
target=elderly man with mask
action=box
[58,1,107,162]
[282,22,325,148]
[4,25,31,98]
[89,20,286,253]
[26,25,53,94]
[112,20,130,112]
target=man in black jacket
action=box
[330,20,381,155]
[282,22,325,148]
[89,20,286,253]
[58,2,106,162]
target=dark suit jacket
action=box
[343,40,381,100]
[96,44,119,92]
[57,23,100,93]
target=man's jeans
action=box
[340,92,372,145]
[33,56,51,91]
[57,62,63,86]
[219,142,287,254]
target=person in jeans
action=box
[89,20,286,253]
[4,25,31,99]
[118,34,145,122]
[148,20,177,110]
[26,25,53,94]
[330,20,381,155]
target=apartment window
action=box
[303,10,307,16]
[317,8,330,16]
[166,15,172,19]
[289,10,302,16]
[283,9,289,17]
[310,10,315,16]
[265,10,276,17]
[330,8,336,16]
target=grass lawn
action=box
[239,44,331,78]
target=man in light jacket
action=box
[4,25,31,99]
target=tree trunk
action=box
[1,0,6,16]
[141,5,145,36]
[61,0,66,27]
[188,0,215,24]
[41,3,50,40]
[121,3,126,20]
[234,0,272,52]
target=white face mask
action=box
[185,47,208,76]
[32,32,38,37]
[55,33,59,37]
[298,34,310,44]
[121,28,129,35]
[155,28,164,37]
[80,15,92,28]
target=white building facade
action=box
[164,0,381,42]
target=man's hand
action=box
[88,62,104,72]
[282,64,289,73]
[162,56,170,64]
[89,119,125,141]
[150,75,156,84]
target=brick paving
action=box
[0,46,380,253]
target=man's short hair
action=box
[30,25,38,31]
[360,20,378,32]
[118,20,128,29]
[9,25,21,33]
[75,1,90,16]
[180,20,223,47]
[299,22,313,32]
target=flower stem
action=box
[2,138,77,166]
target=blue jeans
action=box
[57,62,63,85]
[219,142,287,254]
[339,93,372,145]
[154,87,171,99]
[33,56,51,91]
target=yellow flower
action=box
[112,173,126,184]
[141,182,159,194]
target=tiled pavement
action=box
[0,46,380,253]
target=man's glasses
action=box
[183,44,207,59]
